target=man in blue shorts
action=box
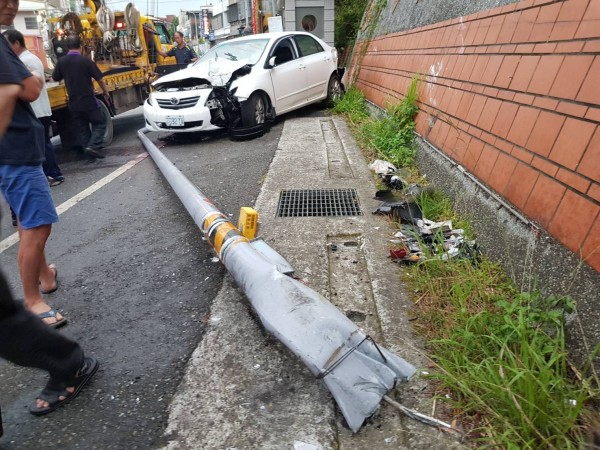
[0,15,66,328]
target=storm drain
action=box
[276,189,363,217]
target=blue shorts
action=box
[0,165,59,229]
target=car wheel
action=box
[324,73,343,106]
[241,92,267,127]
[98,101,113,147]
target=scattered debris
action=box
[383,395,461,434]
[369,158,480,264]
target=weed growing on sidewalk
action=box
[330,82,600,449]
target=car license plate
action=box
[166,116,184,126]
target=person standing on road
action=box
[3,29,65,186]
[0,10,67,328]
[157,31,198,64]
[0,3,98,425]
[52,34,110,159]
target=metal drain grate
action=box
[276,189,363,217]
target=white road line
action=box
[0,152,148,254]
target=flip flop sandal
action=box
[38,308,68,329]
[40,264,58,294]
[29,356,99,416]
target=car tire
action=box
[324,73,343,106]
[241,92,267,127]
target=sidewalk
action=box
[158,116,462,449]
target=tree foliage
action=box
[334,0,368,49]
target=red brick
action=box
[464,138,485,171]
[555,41,585,53]
[484,15,505,44]
[466,94,488,125]
[505,162,540,209]
[548,190,599,256]
[471,56,491,82]
[512,8,539,42]
[531,155,560,177]
[583,0,600,19]
[468,125,482,138]
[549,118,596,170]
[577,56,600,104]
[549,21,580,40]
[589,183,600,202]
[471,84,485,94]
[550,55,595,100]
[581,215,600,271]
[583,40,600,53]
[483,86,500,97]
[498,11,521,43]
[524,175,566,227]
[556,167,592,193]
[481,130,497,145]
[529,22,554,41]
[555,101,588,117]
[488,151,518,193]
[585,107,600,122]
[495,138,514,154]
[533,96,559,110]
[516,43,536,53]
[526,111,566,157]
[533,42,557,53]
[446,89,464,117]
[486,44,502,54]
[456,92,475,120]
[510,55,540,92]
[491,102,520,138]
[459,55,479,81]
[576,19,600,38]
[475,18,492,44]
[497,90,516,101]
[556,0,590,21]
[494,55,521,88]
[474,144,500,179]
[480,55,504,85]
[464,21,480,45]
[578,127,600,181]
[511,145,535,163]
[528,55,564,95]
[478,98,503,130]
[537,1,562,22]
[507,106,541,146]
[514,93,535,105]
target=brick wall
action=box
[348,0,600,271]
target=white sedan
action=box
[143,31,344,137]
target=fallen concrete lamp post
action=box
[138,129,416,432]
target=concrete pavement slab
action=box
[158,116,462,449]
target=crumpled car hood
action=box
[153,58,250,89]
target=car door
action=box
[293,34,332,102]
[268,38,307,113]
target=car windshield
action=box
[194,39,270,66]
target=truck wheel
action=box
[99,101,114,147]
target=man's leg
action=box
[0,165,62,325]
[86,106,107,151]
[40,116,63,181]
[73,112,92,155]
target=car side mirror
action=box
[268,56,276,68]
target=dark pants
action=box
[73,106,107,151]
[39,116,63,180]
[0,270,83,389]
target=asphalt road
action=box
[0,108,282,449]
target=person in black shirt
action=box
[52,35,110,159]
[0,0,98,424]
[157,31,198,64]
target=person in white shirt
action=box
[3,29,65,187]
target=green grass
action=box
[330,81,599,449]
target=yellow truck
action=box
[45,0,177,149]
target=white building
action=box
[0,0,55,67]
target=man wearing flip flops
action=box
[0,1,66,328]
[0,0,98,425]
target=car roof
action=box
[225,31,325,43]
